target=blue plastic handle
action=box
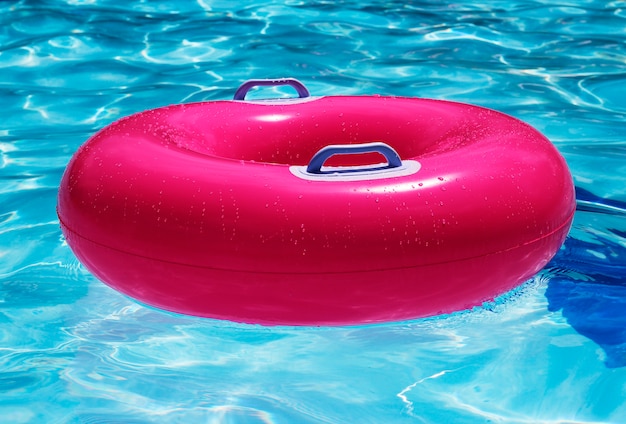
[233,78,310,100]
[306,142,403,174]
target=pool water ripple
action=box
[1,0,626,422]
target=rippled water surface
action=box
[2,1,626,423]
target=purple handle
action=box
[306,142,403,174]
[233,78,310,100]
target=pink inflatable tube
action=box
[57,79,575,326]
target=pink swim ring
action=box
[57,79,575,325]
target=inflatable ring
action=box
[57,78,575,326]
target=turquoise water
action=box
[2,0,626,422]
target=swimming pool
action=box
[2,0,625,422]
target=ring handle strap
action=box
[233,78,310,100]
[306,142,402,174]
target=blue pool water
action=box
[2,0,626,422]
